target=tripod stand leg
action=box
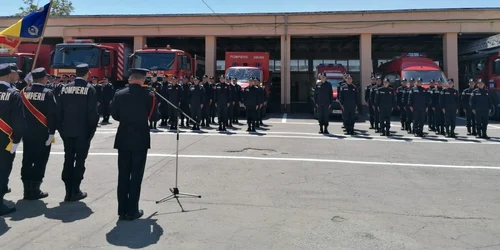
[156,194,175,204]
[175,197,185,212]
[177,192,202,198]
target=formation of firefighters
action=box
[314,72,493,139]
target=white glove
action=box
[45,134,55,146]
[10,143,19,154]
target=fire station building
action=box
[1,8,499,111]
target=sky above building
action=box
[0,0,499,16]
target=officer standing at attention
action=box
[166,76,182,130]
[470,79,493,139]
[214,75,232,131]
[339,74,358,135]
[375,78,395,136]
[431,79,444,135]
[427,80,436,131]
[365,76,377,129]
[201,75,212,128]
[440,78,459,138]
[111,68,158,221]
[58,64,99,202]
[258,80,267,127]
[408,78,429,137]
[231,77,242,125]
[461,79,477,135]
[244,77,261,132]
[91,76,103,121]
[19,68,57,200]
[370,77,383,133]
[209,76,217,124]
[188,76,205,131]
[404,78,415,133]
[314,73,333,134]
[0,64,24,216]
[396,78,408,130]
[101,77,114,124]
[180,77,191,127]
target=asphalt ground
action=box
[1,113,500,250]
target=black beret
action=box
[31,67,47,79]
[75,64,89,76]
[0,63,12,77]
[129,68,149,77]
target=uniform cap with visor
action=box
[31,67,47,79]
[0,63,14,77]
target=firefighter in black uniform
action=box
[49,76,64,100]
[227,78,235,127]
[244,77,261,132]
[258,80,267,126]
[408,78,429,137]
[314,73,333,134]
[339,74,357,135]
[370,77,383,132]
[376,78,395,136]
[404,78,415,133]
[431,79,444,135]
[461,79,477,135]
[440,79,459,138]
[214,75,232,131]
[15,71,28,90]
[470,79,493,139]
[159,76,171,127]
[427,80,436,131]
[396,78,408,130]
[231,77,242,124]
[149,75,162,129]
[112,68,159,221]
[166,76,182,130]
[201,75,212,127]
[180,77,191,127]
[188,76,205,131]
[91,76,103,122]
[0,64,24,216]
[209,76,217,124]
[101,77,114,124]
[19,67,57,200]
[58,64,99,202]
[365,76,377,129]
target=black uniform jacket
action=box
[22,83,57,140]
[112,84,157,150]
[0,81,24,146]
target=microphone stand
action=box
[153,89,201,212]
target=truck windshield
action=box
[226,68,262,81]
[0,56,18,64]
[402,70,448,83]
[133,52,175,70]
[327,79,343,89]
[52,46,100,68]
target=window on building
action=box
[348,60,360,72]
[378,59,390,66]
[434,61,440,67]
[298,59,308,72]
[323,60,335,65]
[216,60,225,71]
[269,60,275,71]
[313,60,323,69]
[274,60,281,72]
[336,60,348,67]
[290,60,299,71]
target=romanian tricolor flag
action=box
[0,2,51,54]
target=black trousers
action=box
[399,105,406,124]
[476,110,489,134]
[342,106,356,129]
[202,102,210,121]
[434,108,444,130]
[379,107,392,130]
[210,102,216,118]
[61,136,90,184]
[21,138,51,181]
[427,107,435,128]
[317,104,330,126]
[406,107,414,130]
[233,102,240,120]
[0,149,15,194]
[228,103,234,121]
[101,102,111,121]
[466,108,476,130]
[190,105,202,124]
[444,108,457,128]
[260,104,266,121]
[246,107,256,126]
[168,107,178,127]
[217,104,228,125]
[374,106,380,129]
[368,104,375,126]
[413,109,426,133]
[180,103,190,123]
[117,149,147,216]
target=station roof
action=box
[1,8,500,18]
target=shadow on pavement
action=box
[0,217,9,237]
[9,200,48,221]
[45,201,93,223]
[106,213,163,249]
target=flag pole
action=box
[31,1,52,71]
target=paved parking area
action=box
[1,113,500,250]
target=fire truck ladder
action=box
[459,34,500,61]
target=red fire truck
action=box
[459,34,500,119]
[224,52,271,109]
[310,64,347,117]
[50,39,133,85]
[378,53,447,89]
[0,43,53,74]
[129,45,205,80]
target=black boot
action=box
[64,182,72,202]
[401,122,405,130]
[222,123,227,131]
[476,128,482,138]
[153,122,157,130]
[68,181,87,202]
[319,125,323,134]
[451,127,456,138]
[246,125,251,132]
[201,120,205,127]
[27,181,48,200]
[0,194,16,216]
[483,129,490,139]
[22,180,30,200]
[467,126,472,135]
[191,125,196,130]
[251,122,257,132]
[445,126,450,137]
[472,127,477,136]
[323,125,329,134]
[218,124,223,131]
[386,128,390,136]
[440,127,445,135]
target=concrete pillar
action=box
[205,35,216,77]
[443,33,459,89]
[133,36,146,51]
[360,34,372,105]
[63,37,74,42]
[280,35,291,112]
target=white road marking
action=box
[93,129,500,145]
[263,120,500,129]
[281,113,287,123]
[23,151,500,171]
